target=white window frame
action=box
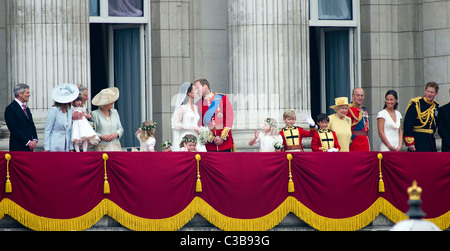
[309,0,361,113]
[309,0,360,27]
[90,0,150,24]
[89,0,153,120]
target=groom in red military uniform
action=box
[195,78,234,152]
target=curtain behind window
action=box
[90,0,99,16]
[114,27,142,148]
[319,0,352,20]
[109,0,143,17]
[325,30,351,114]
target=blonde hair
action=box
[139,121,156,142]
[283,110,296,119]
[265,118,279,136]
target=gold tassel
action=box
[103,153,110,195]
[195,154,202,193]
[378,153,385,193]
[287,154,294,193]
[5,153,12,193]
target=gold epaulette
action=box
[405,97,422,113]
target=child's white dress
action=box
[255,133,283,152]
[72,107,100,146]
[137,136,156,152]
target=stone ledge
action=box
[0,213,413,231]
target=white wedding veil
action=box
[172,82,192,109]
[171,82,192,151]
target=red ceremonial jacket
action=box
[347,103,370,151]
[197,93,234,152]
[279,126,315,152]
[311,129,341,152]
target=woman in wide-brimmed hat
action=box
[328,97,352,152]
[90,87,124,151]
[44,83,80,152]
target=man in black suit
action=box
[438,90,450,152]
[4,84,38,151]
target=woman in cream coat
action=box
[91,87,124,151]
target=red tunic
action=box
[311,129,341,152]
[279,126,316,152]
[197,93,234,152]
[347,104,370,151]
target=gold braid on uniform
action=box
[348,102,363,127]
[407,97,437,130]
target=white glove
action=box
[305,115,315,127]
[327,148,339,152]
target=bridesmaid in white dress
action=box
[171,82,207,152]
[377,90,403,151]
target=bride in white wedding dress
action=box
[171,82,207,152]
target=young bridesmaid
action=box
[248,118,283,152]
[135,121,157,152]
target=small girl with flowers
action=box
[180,134,199,152]
[248,118,283,152]
[135,121,157,152]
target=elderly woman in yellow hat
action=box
[328,97,352,152]
[90,87,124,151]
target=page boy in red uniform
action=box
[311,113,341,152]
[279,110,316,152]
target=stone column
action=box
[7,0,91,121]
[228,0,310,129]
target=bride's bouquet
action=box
[198,127,214,145]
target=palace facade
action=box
[0,0,449,151]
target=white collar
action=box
[15,98,26,107]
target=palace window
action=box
[90,0,148,23]
[309,0,361,115]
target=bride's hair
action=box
[181,83,194,105]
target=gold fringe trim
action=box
[1,197,449,231]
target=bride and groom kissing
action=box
[171,79,234,152]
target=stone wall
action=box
[361,0,450,151]
[0,213,399,231]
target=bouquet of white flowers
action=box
[273,141,284,150]
[198,127,213,145]
[160,140,172,150]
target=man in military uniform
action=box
[195,78,234,152]
[347,88,370,151]
[404,82,439,152]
